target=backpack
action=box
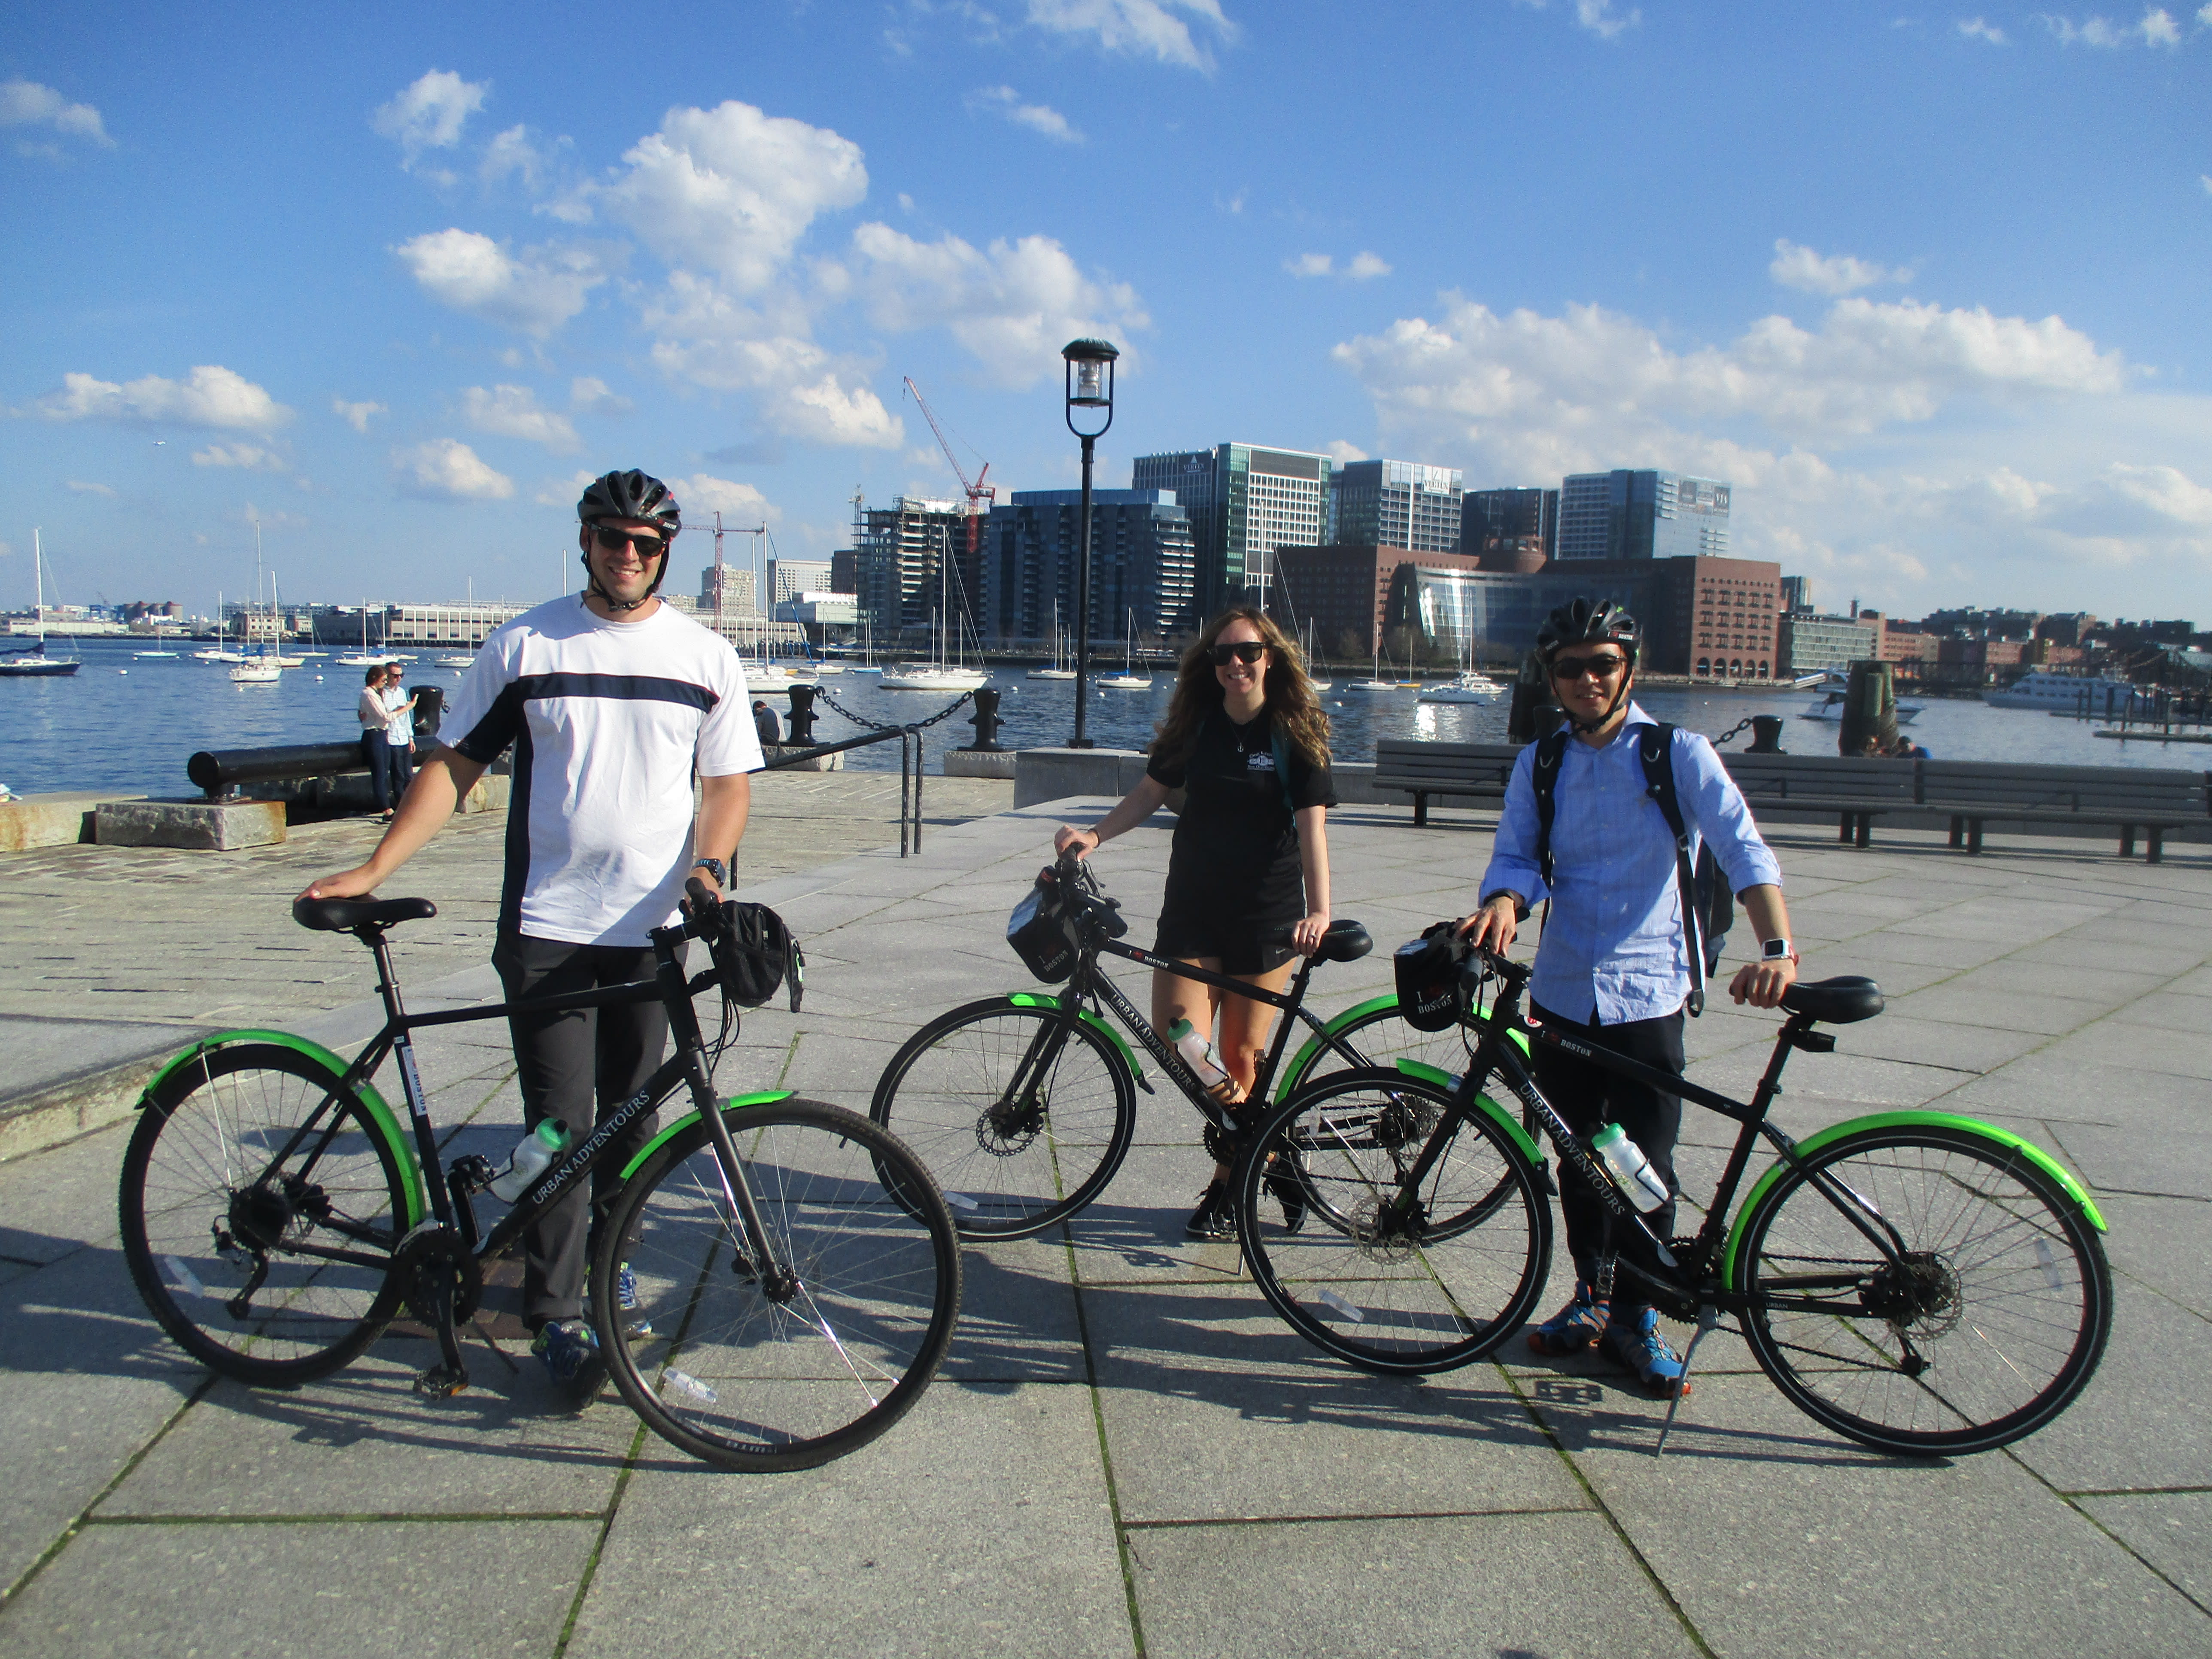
[1529,723,1734,1016]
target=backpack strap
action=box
[1529,727,1570,889]
[1636,723,1708,1017]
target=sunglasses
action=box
[1551,653,1627,681]
[589,525,666,557]
[1207,640,1267,666]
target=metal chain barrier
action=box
[1711,716,1758,747]
[811,686,974,732]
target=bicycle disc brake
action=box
[977,1094,1044,1157]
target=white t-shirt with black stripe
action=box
[441,596,763,947]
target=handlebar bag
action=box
[1007,869,1077,983]
[1394,921,1469,1032]
[719,900,805,1012]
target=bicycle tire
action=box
[869,996,1136,1239]
[595,1097,962,1471]
[118,1043,412,1386]
[1737,1124,2112,1455]
[1279,1000,1480,1100]
[1235,1068,1551,1376]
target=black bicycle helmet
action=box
[1535,598,1639,734]
[577,469,681,610]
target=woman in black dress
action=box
[1054,606,1336,1237]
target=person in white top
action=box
[303,469,762,1388]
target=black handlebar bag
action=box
[717,900,805,1012]
[1007,868,1078,983]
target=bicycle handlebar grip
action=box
[683,876,725,938]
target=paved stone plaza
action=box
[0,786,2207,1657]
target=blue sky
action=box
[6,0,2210,623]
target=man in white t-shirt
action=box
[303,469,763,1389]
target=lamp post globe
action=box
[1061,338,1119,748]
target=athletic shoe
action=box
[532,1318,606,1393]
[614,1261,639,1313]
[1262,1156,1307,1233]
[1185,1179,1237,1241]
[1525,1281,1609,1355]
[1601,1305,1690,1399]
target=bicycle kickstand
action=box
[412,1279,472,1401]
[1653,1304,1719,1456]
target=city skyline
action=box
[6,3,2209,622]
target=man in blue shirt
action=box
[1460,599,1800,1398]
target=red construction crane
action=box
[902,376,994,555]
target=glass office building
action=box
[1557,470,1732,561]
[1132,444,1333,620]
[978,490,1196,647]
[1328,460,1463,555]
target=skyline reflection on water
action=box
[1,637,2200,798]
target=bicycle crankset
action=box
[393,1222,483,1326]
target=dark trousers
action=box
[493,933,677,1327]
[385,736,415,805]
[363,729,396,811]
[1528,999,1685,1313]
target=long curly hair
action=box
[1152,605,1332,772]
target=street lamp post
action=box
[1062,337,1119,748]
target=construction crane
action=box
[902,376,994,555]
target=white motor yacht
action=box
[1419,671,1506,705]
[1984,670,2154,717]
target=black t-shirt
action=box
[1148,708,1337,925]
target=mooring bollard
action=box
[965,687,1005,751]
[1747,714,1785,754]
[784,683,819,747]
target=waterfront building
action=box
[699,564,758,616]
[382,601,531,647]
[1328,460,1463,556]
[1688,559,1783,679]
[1270,544,1486,660]
[1131,444,1333,617]
[1780,574,1814,614]
[830,549,860,596]
[1462,486,1558,571]
[660,592,804,652]
[853,496,972,647]
[1556,469,1732,562]
[1778,614,1878,679]
[766,559,832,605]
[978,490,1195,646]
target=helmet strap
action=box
[579,535,669,614]
[1564,662,1635,736]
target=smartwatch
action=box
[1761,937,1795,962]
[692,857,726,887]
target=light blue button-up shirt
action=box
[1477,703,1783,1025]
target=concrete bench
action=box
[1720,753,1921,849]
[1373,740,1522,827]
[1919,760,2210,862]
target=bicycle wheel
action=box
[596,1097,962,1471]
[869,996,1136,1239]
[1279,998,1480,1099]
[1737,1124,2112,1455]
[119,1044,413,1386]
[1236,1068,1551,1376]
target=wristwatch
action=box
[692,857,726,886]
[1762,937,1796,962]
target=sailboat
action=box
[0,530,82,677]
[231,524,282,683]
[1346,644,1397,692]
[1097,611,1151,690]
[1299,620,1331,692]
[336,604,388,667]
[881,550,988,690]
[1419,633,1504,704]
[1029,601,1076,680]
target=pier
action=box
[0,779,2206,1655]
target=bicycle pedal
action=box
[413,1363,471,1399]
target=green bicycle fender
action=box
[617,1091,796,1181]
[1722,1109,2108,1292]
[139,1029,426,1228]
[1003,992,1144,1082]
[1392,1058,1544,1168]
[1274,996,1531,1105]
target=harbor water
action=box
[2,638,2202,799]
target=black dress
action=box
[1146,708,1337,973]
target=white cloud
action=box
[1347,251,1392,281]
[1573,0,1641,38]
[460,384,580,451]
[191,443,288,471]
[569,376,633,416]
[2203,174,2212,194]
[535,468,598,509]
[601,101,867,293]
[644,274,903,449]
[1286,252,1333,278]
[1769,238,1912,297]
[65,479,115,496]
[393,228,606,337]
[480,123,567,191]
[1325,441,1369,465]
[672,474,780,526]
[2041,13,2129,46]
[2139,5,2183,43]
[1287,250,1390,282]
[332,398,386,433]
[38,365,289,430]
[967,85,1083,143]
[1957,17,2008,43]
[0,78,112,148]
[851,222,1150,388]
[372,70,487,166]
[392,438,513,501]
[1024,0,1237,70]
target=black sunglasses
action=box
[1207,640,1267,665]
[1551,653,1627,681]
[589,525,666,557]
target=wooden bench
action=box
[1918,760,2210,862]
[1719,753,1920,849]
[1373,739,1521,826]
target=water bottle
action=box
[1589,1123,1669,1213]
[489,1120,571,1203]
[1165,1018,1231,1094]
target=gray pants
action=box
[492,932,679,1328]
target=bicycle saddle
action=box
[1314,920,1373,963]
[1780,975,1884,1025]
[292,895,439,933]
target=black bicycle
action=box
[1232,936,2113,1456]
[118,882,962,1472]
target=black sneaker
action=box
[1185,1179,1237,1241]
[1263,1155,1307,1233]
